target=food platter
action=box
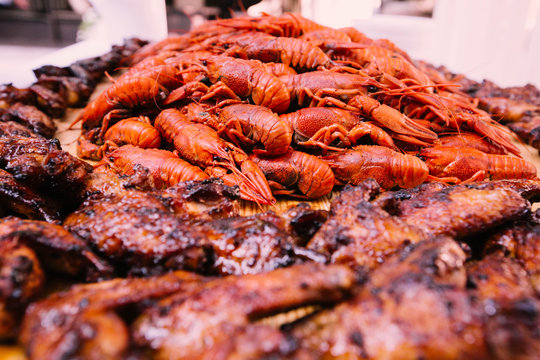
[2,12,540,360]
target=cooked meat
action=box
[20,271,204,360]
[64,190,211,273]
[0,103,56,138]
[293,237,490,359]
[374,180,532,240]
[0,239,44,339]
[474,80,540,107]
[202,213,302,275]
[278,203,329,246]
[484,210,540,294]
[478,97,538,122]
[466,253,535,301]
[29,83,67,118]
[0,217,112,280]
[507,115,540,151]
[133,263,355,360]
[0,169,62,222]
[158,178,240,221]
[66,188,311,276]
[34,75,93,108]
[0,84,36,108]
[0,136,92,198]
[0,120,39,138]
[307,181,427,270]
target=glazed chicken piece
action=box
[467,252,540,360]
[0,169,62,222]
[0,217,112,280]
[0,239,44,339]
[20,271,204,360]
[0,102,56,138]
[158,178,240,221]
[0,136,92,199]
[64,190,211,273]
[66,185,302,276]
[307,180,427,270]
[372,180,534,240]
[466,253,535,302]
[484,209,540,294]
[294,237,491,359]
[133,263,356,360]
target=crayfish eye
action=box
[200,76,212,86]
[201,60,207,66]
[367,85,378,93]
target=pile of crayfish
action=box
[73,13,538,205]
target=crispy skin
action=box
[0,217,111,280]
[202,213,300,275]
[20,271,204,360]
[0,136,92,198]
[0,169,62,222]
[133,263,356,360]
[0,240,44,339]
[307,181,427,270]
[0,103,56,138]
[374,181,531,239]
[64,190,210,271]
[65,188,299,275]
[294,237,490,359]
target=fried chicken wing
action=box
[294,237,490,359]
[133,263,355,360]
[20,271,204,360]
[307,181,426,270]
[0,239,44,339]
[0,217,111,279]
[0,169,62,222]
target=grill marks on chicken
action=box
[132,263,356,360]
[65,181,309,276]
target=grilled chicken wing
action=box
[133,263,356,360]
[294,237,490,359]
[0,169,62,222]
[0,239,44,339]
[20,271,204,360]
[0,217,111,279]
[373,180,533,239]
[65,186,303,276]
[307,180,427,270]
[0,136,92,197]
[484,210,540,294]
[0,103,56,138]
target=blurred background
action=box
[1,0,539,87]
